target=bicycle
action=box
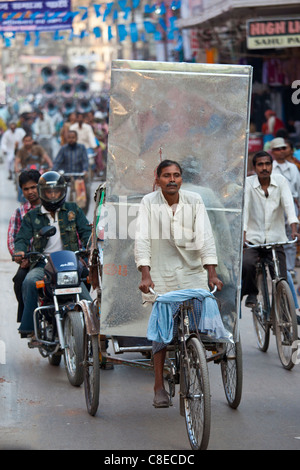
[151,287,242,451]
[81,183,243,450]
[245,239,298,370]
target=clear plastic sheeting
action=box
[100,60,252,341]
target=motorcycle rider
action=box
[13,171,92,340]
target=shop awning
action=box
[177,0,300,29]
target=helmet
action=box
[38,171,67,212]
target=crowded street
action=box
[1,0,300,454]
[1,163,300,450]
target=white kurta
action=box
[135,188,218,294]
[1,128,26,171]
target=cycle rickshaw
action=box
[80,60,252,450]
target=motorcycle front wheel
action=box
[64,311,84,387]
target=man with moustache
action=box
[135,159,223,407]
[242,151,299,307]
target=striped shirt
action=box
[7,201,37,255]
[52,143,89,173]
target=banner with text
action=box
[0,0,72,32]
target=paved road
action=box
[1,162,300,450]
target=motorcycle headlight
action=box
[57,271,78,286]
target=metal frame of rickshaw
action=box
[81,182,243,450]
[87,183,235,370]
[79,60,252,450]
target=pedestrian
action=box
[60,111,77,145]
[33,109,55,159]
[270,137,300,282]
[1,121,26,179]
[262,109,285,138]
[285,139,300,171]
[69,112,97,151]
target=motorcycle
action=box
[19,226,89,387]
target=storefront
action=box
[178,0,300,151]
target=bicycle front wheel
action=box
[252,271,270,352]
[181,337,211,451]
[83,331,100,416]
[274,279,298,370]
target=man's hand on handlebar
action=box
[204,264,223,292]
[291,232,300,243]
[208,276,223,292]
[139,266,155,294]
[12,251,25,264]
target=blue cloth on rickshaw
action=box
[147,288,233,344]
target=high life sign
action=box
[247,18,300,49]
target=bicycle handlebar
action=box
[60,172,86,177]
[244,237,297,250]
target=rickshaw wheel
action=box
[220,338,243,409]
[83,332,100,416]
[181,337,211,451]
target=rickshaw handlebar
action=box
[245,237,297,250]
[149,285,217,297]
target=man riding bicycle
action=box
[135,160,223,408]
[242,150,300,308]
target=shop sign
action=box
[247,18,300,49]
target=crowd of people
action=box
[0,103,109,186]
[3,98,300,402]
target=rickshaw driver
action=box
[135,160,223,408]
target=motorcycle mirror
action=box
[39,226,57,238]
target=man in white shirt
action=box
[34,110,55,159]
[69,112,97,150]
[135,160,223,407]
[243,151,299,307]
[270,137,300,280]
[1,121,26,179]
